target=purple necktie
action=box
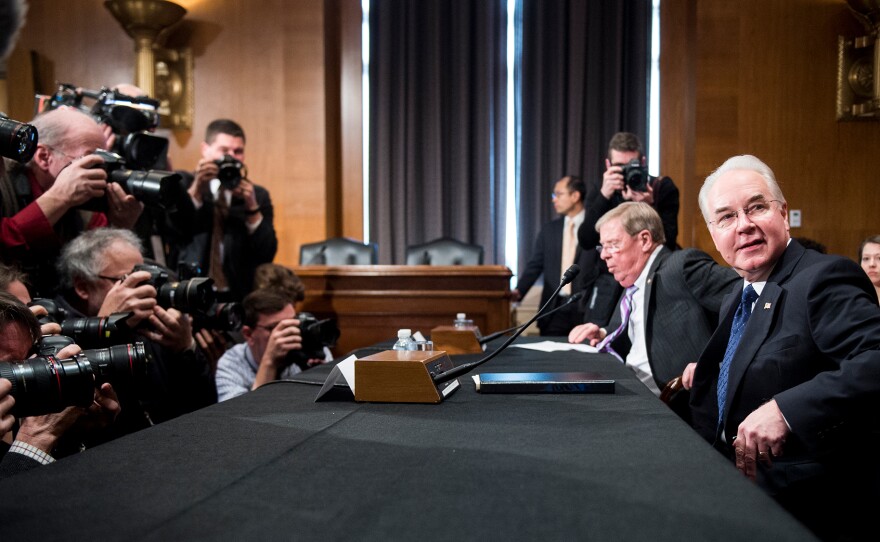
[716,284,759,429]
[597,285,638,362]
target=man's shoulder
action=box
[216,342,253,371]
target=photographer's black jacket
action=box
[175,172,278,301]
[579,175,680,252]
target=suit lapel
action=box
[719,241,805,425]
[642,247,668,337]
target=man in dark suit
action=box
[513,176,617,334]
[569,202,738,407]
[687,155,880,540]
[178,119,277,301]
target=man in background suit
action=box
[512,176,615,335]
[178,119,277,301]
[687,154,880,540]
[569,202,738,417]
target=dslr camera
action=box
[176,262,243,332]
[38,83,168,170]
[0,336,150,417]
[87,149,184,211]
[285,312,340,370]
[132,263,216,314]
[213,154,246,190]
[0,113,38,163]
[621,159,650,192]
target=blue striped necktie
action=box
[716,284,759,428]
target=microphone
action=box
[306,245,327,265]
[432,264,581,385]
[421,250,431,265]
[478,289,586,345]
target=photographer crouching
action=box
[215,287,335,402]
[0,291,121,477]
[51,228,216,434]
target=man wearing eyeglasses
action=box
[53,228,215,433]
[512,176,619,334]
[568,202,737,418]
[686,155,880,540]
[0,108,143,297]
[215,288,326,402]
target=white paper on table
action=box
[511,341,599,353]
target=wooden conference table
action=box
[293,265,512,355]
[0,339,814,541]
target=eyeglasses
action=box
[254,321,282,332]
[709,199,782,230]
[97,274,128,283]
[596,243,623,255]
[551,191,572,200]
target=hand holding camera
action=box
[601,158,651,200]
[97,270,158,326]
[0,380,14,438]
[141,306,194,354]
[41,154,108,216]
[261,319,303,369]
[188,158,219,204]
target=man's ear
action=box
[31,144,54,172]
[242,326,253,341]
[72,276,92,303]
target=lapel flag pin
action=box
[764,302,771,310]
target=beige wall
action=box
[662,0,879,259]
[5,0,364,267]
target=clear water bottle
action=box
[453,313,473,329]
[392,329,416,351]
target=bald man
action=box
[0,107,143,296]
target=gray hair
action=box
[57,228,143,291]
[699,155,785,223]
[595,201,666,246]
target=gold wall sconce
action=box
[837,0,880,120]
[105,0,194,130]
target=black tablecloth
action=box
[0,339,815,541]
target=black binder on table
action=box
[475,372,615,394]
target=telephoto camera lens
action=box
[60,312,135,349]
[0,116,38,163]
[156,277,216,313]
[0,342,150,417]
[196,302,243,332]
[0,356,96,417]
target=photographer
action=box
[0,291,120,477]
[176,119,277,302]
[0,108,143,296]
[578,132,679,252]
[215,288,328,402]
[54,228,215,431]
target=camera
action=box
[60,312,137,349]
[37,84,168,169]
[0,114,38,163]
[193,302,243,332]
[132,263,216,313]
[213,154,245,190]
[284,312,339,370]
[622,159,649,192]
[87,149,183,211]
[0,337,150,417]
[28,298,68,326]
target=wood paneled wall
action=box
[5,0,364,267]
[661,0,879,259]
[7,1,876,264]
